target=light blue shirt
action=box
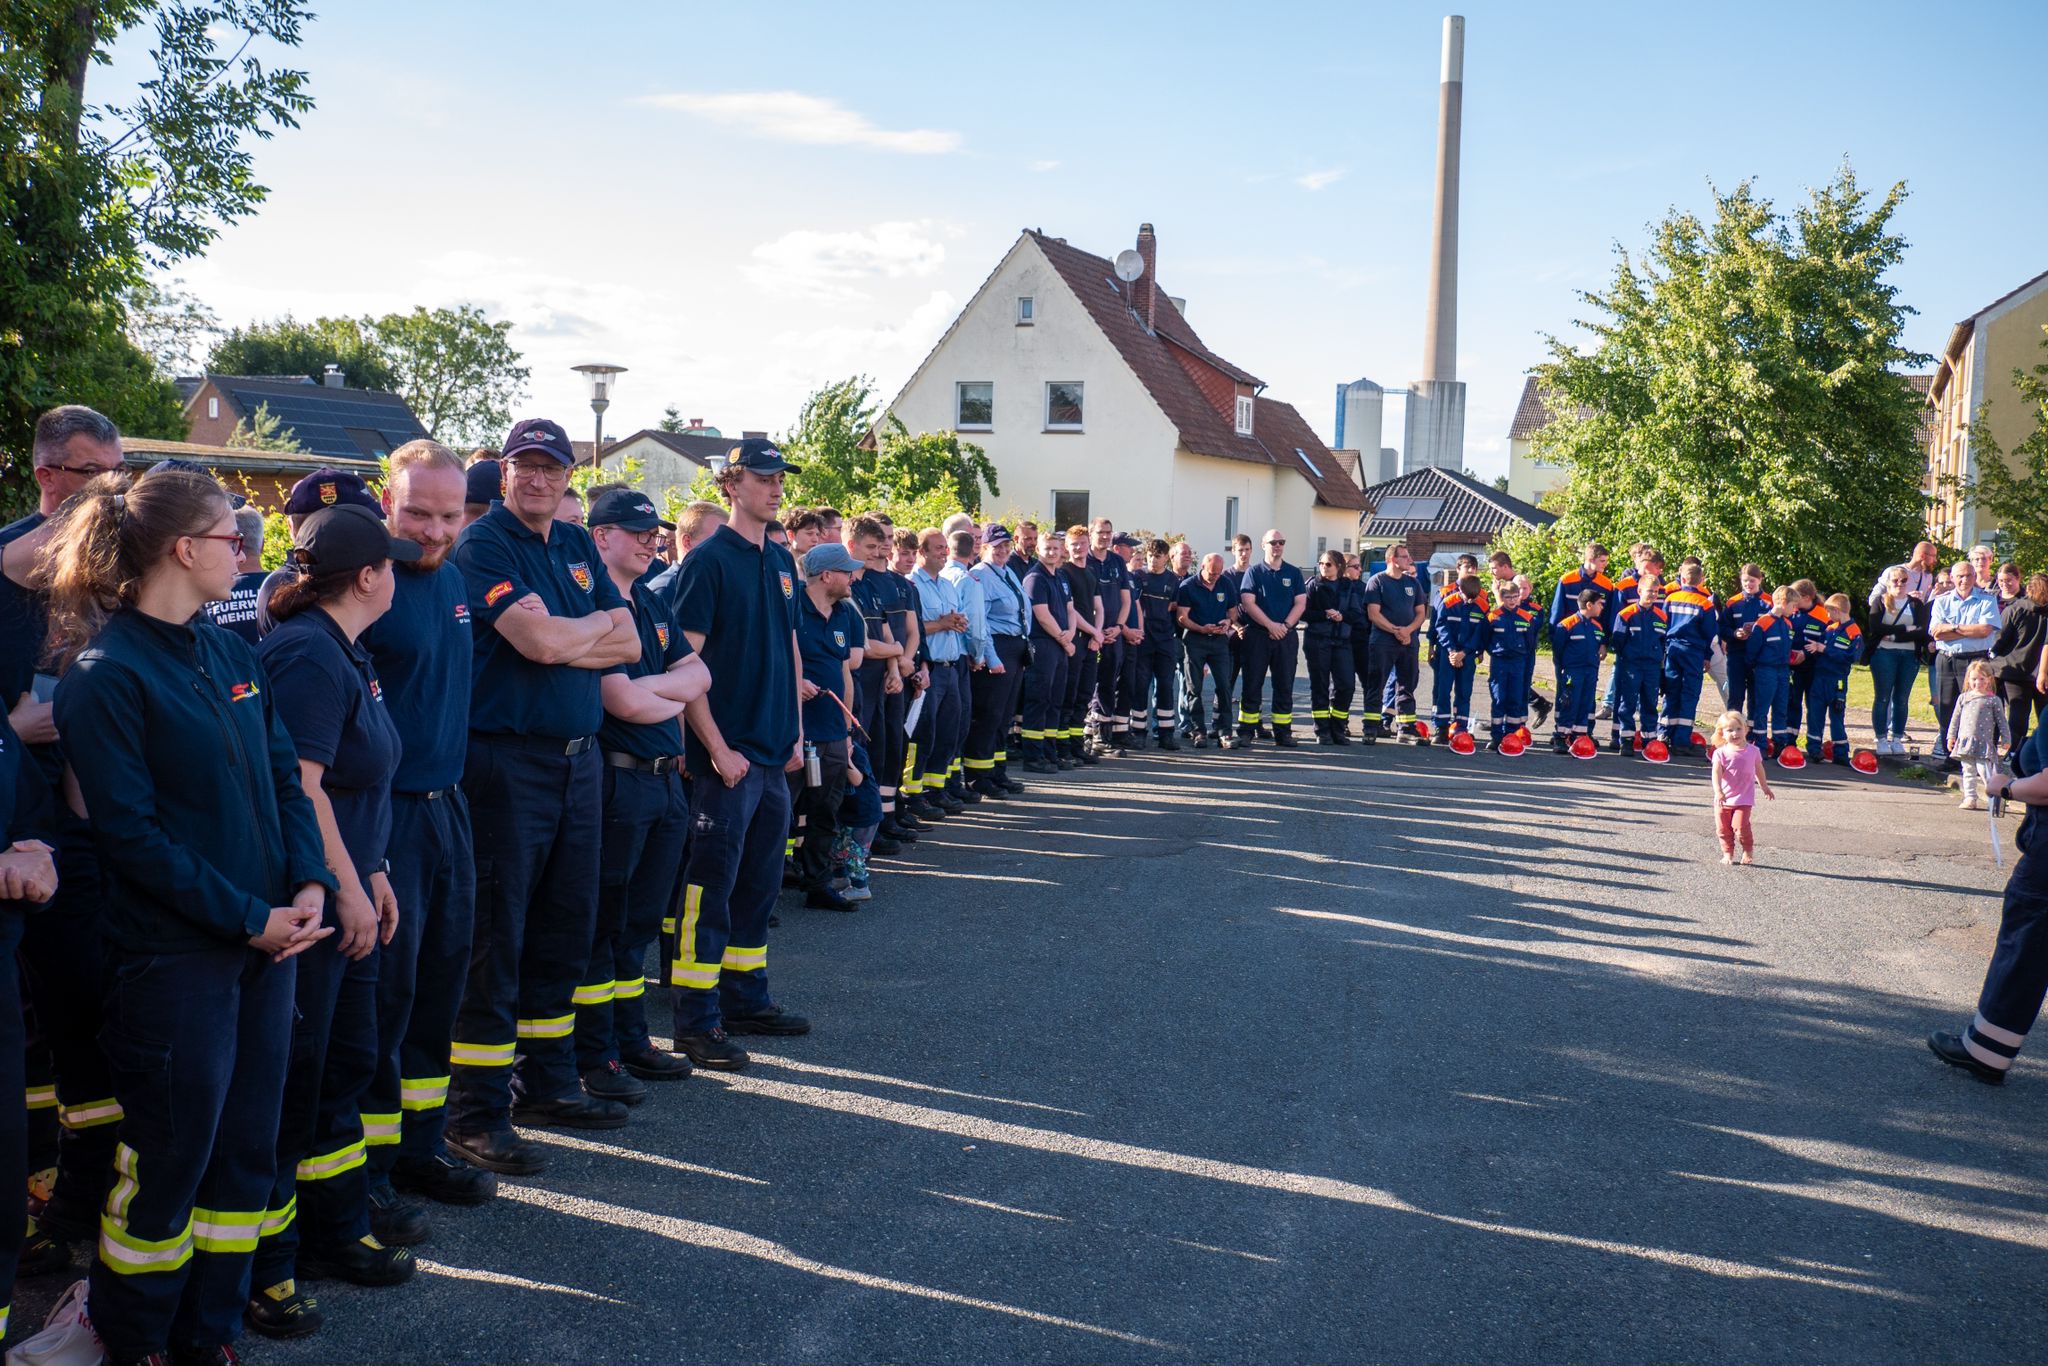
[941,558,991,668]
[910,566,965,664]
[967,559,1027,658]
[1929,586,2001,656]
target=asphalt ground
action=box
[20,679,2044,1363]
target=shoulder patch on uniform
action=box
[780,571,794,599]
[485,581,513,607]
[655,623,669,650]
[569,562,594,593]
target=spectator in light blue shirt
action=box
[941,530,991,667]
[1930,560,2002,764]
[907,528,969,810]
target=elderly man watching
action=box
[1931,559,2003,767]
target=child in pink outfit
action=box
[1710,710,1774,864]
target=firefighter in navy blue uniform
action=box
[1804,597,1860,765]
[668,439,812,1072]
[1361,545,1430,741]
[0,706,58,1345]
[577,489,707,1106]
[875,530,923,836]
[446,419,644,1175]
[1222,537,1254,729]
[356,442,496,1217]
[790,542,867,910]
[1785,581,1830,742]
[1744,588,1800,753]
[253,505,419,1318]
[1175,554,1237,748]
[1610,586,1669,752]
[1303,551,1355,745]
[1720,566,1771,719]
[1020,538,1077,772]
[1126,540,1182,748]
[1660,569,1722,752]
[1087,523,1134,751]
[1108,533,1148,749]
[1236,530,1308,747]
[1930,723,2048,1083]
[1485,583,1538,746]
[1430,575,1487,740]
[50,467,336,1364]
[1340,557,1375,739]
[1549,589,1607,751]
[1058,531,1104,764]
[966,525,1032,785]
[1549,545,1620,726]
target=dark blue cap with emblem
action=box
[588,487,673,531]
[727,437,796,473]
[501,417,574,466]
[283,466,380,516]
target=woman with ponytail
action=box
[45,467,334,1366]
[247,503,418,1336]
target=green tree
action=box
[659,405,688,434]
[225,399,302,452]
[375,304,529,447]
[125,276,219,374]
[1528,164,1929,600]
[207,315,395,391]
[2,1,314,507]
[1958,324,2048,572]
[778,377,880,510]
[868,417,999,519]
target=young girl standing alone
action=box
[1710,710,1774,865]
[1949,660,2012,811]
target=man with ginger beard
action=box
[357,440,497,1219]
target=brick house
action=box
[183,371,428,463]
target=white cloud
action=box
[742,220,954,303]
[636,90,961,154]
[1296,168,1347,191]
[764,290,960,396]
[1029,159,1061,173]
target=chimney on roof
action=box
[688,418,704,429]
[1136,223,1157,333]
[322,363,345,389]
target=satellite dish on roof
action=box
[1113,249,1145,282]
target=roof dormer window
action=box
[1234,395,1254,435]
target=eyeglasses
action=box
[1265,539,1286,547]
[191,532,247,556]
[603,527,662,547]
[49,462,124,479]
[506,460,570,485]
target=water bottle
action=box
[803,741,822,788]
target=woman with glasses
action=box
[248,505,420,1338]
[45,468,333,1366]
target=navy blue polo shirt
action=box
[360,560,472,791]
[1175,573,1234,629]
[455,504,628,742]
[672,524,801,770]
[1132,567,1176,634]
[882,570,919,658]
[260,606,402,879]
[600,578,693,761]
[1022,564,1072,638]
[849,569,890,646]
[0,513,48,704]
[1366,570,1426,637]
[1240,561,1306,624]
[1089,552,1128,619]
[202,570,268,644]
[797,591,865,742]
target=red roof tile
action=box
[1251,399,1372,511]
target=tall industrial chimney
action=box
[1403,15,1468,473]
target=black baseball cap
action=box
[501,418,573,465]
[981,523,1012,545]
[283,467,380,517]
[727,437,796,473]
[588,487,673,531]
[292,504,421,571]
[464,459,502,506]
[1111,532,1139,548]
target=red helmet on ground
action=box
[1642,738,1671,764]
[1850,748,1879,775]
[1499,730,1529,757]
[1413,720,1432,740]
[1692,732,1708,749]
[1778,746,1807,769]
[1823,740,1836,763]
[1449,730,1477,755]
[1570,734,1598,759]
[1631,734,1645,752]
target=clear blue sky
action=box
[108,0,2048,475]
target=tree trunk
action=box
[40,3,99,154]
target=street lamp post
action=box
[571,362,628,470]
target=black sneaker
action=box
[246,1279,323,1340]
[968,780,1005,799]
[621,1046,693,1081]
[1551,733,1570,754]
[912,800,947,821]
[390,1150,499,1205]
[1273,730,1297,748]
[894,810,927,831]
[675,1029,751,1070]
[998,776,1026,793]
[298,1235,416,1287]
[445,1128,549,1176]
[1025,759,1059,774]
[366,1180,429,1247]
[936,795,966,814]
[16,1219,73,1277]
[868,836,904,857]
[1531,696,1554,725]
[804,887,857,913]
[1928,1030,2006,1085]
[511,1094,630,1131]
[1156,734,1180,751]
[581,1060,648,1106]
[724,1004,812,1036]
[1076,748,1101,766]
[954,786,983,804]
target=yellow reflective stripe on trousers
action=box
[24,1085,56,1111]
[297,1138,367,1181]
[613,976,646,1000]
[361,1112,401,1146]
[260,1196,297,1237]
[661,916,676,936]
[571,980,617,1007]
[106,1143,142,1227]
[964,757,995,770]
[515,1014,574,1039]
[399,1075,450,1111]
[721,943,767,973]
[449,1040,515,1067]
[100,1212,193,1275]
[59,1097,125,1130]
[191,1205,265,1253]
[672,883,718,988]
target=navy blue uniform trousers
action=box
[578,765,688,1071]
[672,764,789,1034]
[449,738,601,1135]
[1020,642,1069,761]
[1239,630,1299,734]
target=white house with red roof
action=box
[879,223,1370,558]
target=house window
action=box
[1224,496,1239,543]
[956,382,993,429]
[1045,382,1084,430]
[1342,537,1352,553]
[1017,296,1034,325]
[207,396,219,419]
[1052,490,1090,531]
[1316,536,1327,556]
[1235,396,1254,435]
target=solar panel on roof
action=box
[1374,496,1446,520]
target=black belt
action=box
[472,732,596,757]
[604,751,681,775]
[1943,651,1992,662]
[396,785,460,801]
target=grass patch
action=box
[1895,764,1950,787]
